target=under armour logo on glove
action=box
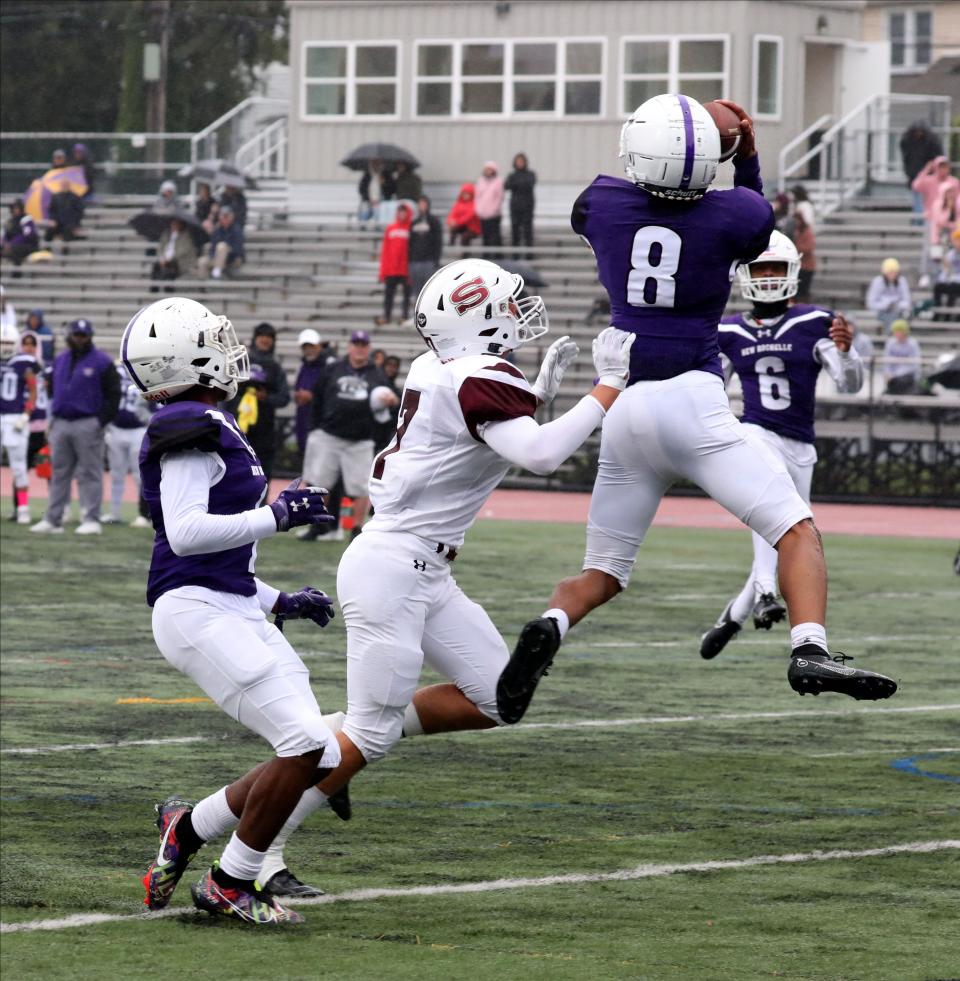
[274,587,336,629]
[269,479,335,532]
[413,559,427,571]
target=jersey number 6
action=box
[755,356,792,411]
[627,226,682,309]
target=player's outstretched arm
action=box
[532,334,580,404]
[484,328,634,475]
[817,315,865,394]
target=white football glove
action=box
[13,413,29,433]
[592,327,635,390]
[531,335,579,404]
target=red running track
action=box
[4,467,956,539]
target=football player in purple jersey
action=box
[700,231,865,658]
[124,297,343,925]
[0,322,38,523]
[499,94,897,724]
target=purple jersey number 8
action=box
[627,226,682,309]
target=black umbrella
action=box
[340,143,420,171]
[928,353,960,389]
[178,159,257,189]
[129,210,210,250]
[501,261,549,289]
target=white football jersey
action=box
[366,351,538,546]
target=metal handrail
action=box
[777,114,831,192]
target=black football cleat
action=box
[496,617,562,724]
[327,783,351,822]
[700,601,741,659]
[788,644,898,700]
[752,592,787,630]
[264,868,325,899]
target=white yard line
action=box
[2,839,957,934]
[2,703,957,755]
[811,746,960,758]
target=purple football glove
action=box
[269,479,334,532]
[275,587,336,629]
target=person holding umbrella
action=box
[198,207,245,280]
[150,218,199,287]
[358,159,396,225]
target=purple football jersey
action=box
[140,401,268,606]
[719,304,834,444]
[0,355,37,415]
[113,375,148,429]
[572,160,774,382]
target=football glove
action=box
[592,326,635,390]
[275,587,336,629]
[532,335,579,404]
[13,413,29,433]
[269,479,334,532]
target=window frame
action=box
[301,40,402,121]
[887,7,934,74]
[751,34,783,122]
[619,34,730,117]
[411,37,607,120]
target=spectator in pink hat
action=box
[912,157,960,286]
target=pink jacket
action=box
[912,157,960,244]
[474,161,505,220]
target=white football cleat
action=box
[16,506,31,525]
[130,515,152,528]
[75,521,102,535]
[30,519,64,534]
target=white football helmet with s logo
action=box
[414,258,548,360]
[620,93,720,201]
[121,297,249,401]
[737,230,801,303]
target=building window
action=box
[621,36,728,114]
[889,8,933,73]
[413,38,604,118]
[752,35,782,120]
[302,42,400,119]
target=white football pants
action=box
[584,371,813,588]
[104,424,145,518]
[0,414,29,487]
[336,529,509,762]
[727,424,817,624]
[152,591,340,764]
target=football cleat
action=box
[699,601,741,659]
[191,864,304,925]
[142,796,199,910]
[496,617,562,724]
[752,592,787,630]
[264,868,325,898]
[327,783,351,822]
[788,645,898,700]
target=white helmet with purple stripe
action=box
[619,93,720,201]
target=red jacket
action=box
[379,204,413,280]
[446,183,482,236]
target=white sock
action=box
[258,786,328,883]
[790,622,828,654]
[219,832,267,882]
[190,786,239,842]
[402,701,424,737]
[322,710,345,733]
[543,608,570,639]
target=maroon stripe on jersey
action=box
[480,361,525,379]
[458,376,537,442]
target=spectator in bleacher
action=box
[358,159,396,225]
[46,150,87,242]
[301,329,398,540]
[224,321,289,478]
[505,152,536,256]
[2,199,39,268]
[102,362,152,525]
[153,180,180,212]
[293,328,330,456]
[0,285,15,332]
[51,148,67,168]
[71,143,95,197]
[933,182,958,251]
[934,227,960,319]
[772,192,794,238]
[883,319,923,395]
[408,196,442,307]
[195,182,215,231]
[446,183,480,247]
[30,318,120,536]
[24,308,54,363]
[198,206,244,280]
[912,157,959,287]
[373,354,402,452]
[394,160,422,204]
[792,210,816,303]
[475,161,505,248]
[219,185,248,229]
[900,121,943,224]
[866,257,913,332]
[847,318,876,368]
[376,202,412,326]
[150,218,198,288]
[790,184,816,234]
[370,347,386,369]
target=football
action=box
[704,100,742,161]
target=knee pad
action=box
[342,715,403,763]
[583,522,638,590]
[275,713,340,763]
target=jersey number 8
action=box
[627,226,682,309]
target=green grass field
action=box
[1,515,957,981]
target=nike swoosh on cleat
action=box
[155,822,176,866]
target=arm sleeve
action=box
[732,154,763,195]
[159,450,277,557]
[815,339,864,394]
[483,395,606,476]
[99,361,121,426]
[255,578,280,614]
[736,191,776,262]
